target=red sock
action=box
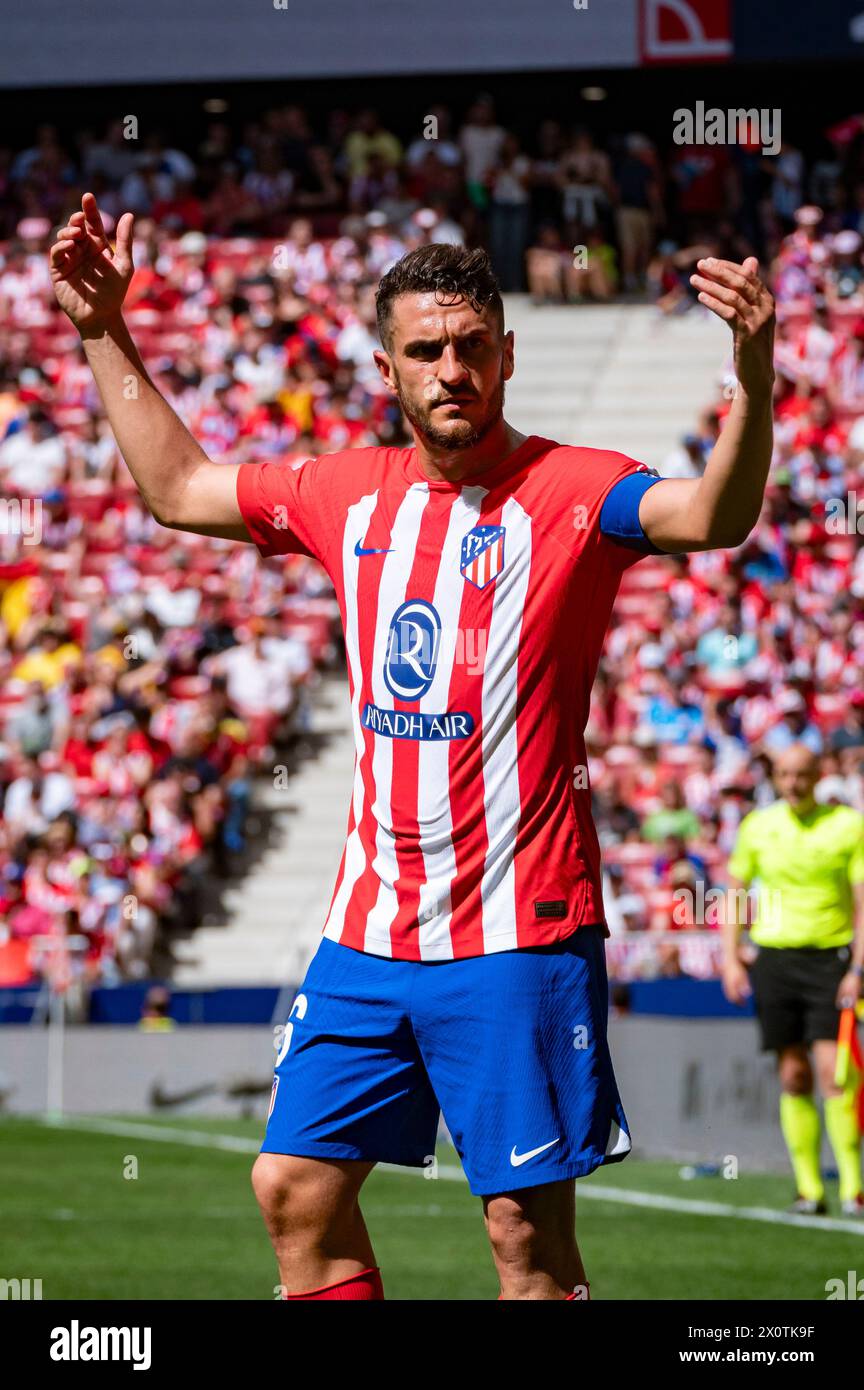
[497,1282,591,1301]
[282,1268,384,1301]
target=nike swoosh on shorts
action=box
[510,1139,560,1167]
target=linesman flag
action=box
[834,1003,864,1132]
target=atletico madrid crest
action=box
[460,525,506,590]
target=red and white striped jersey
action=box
[237,435,648,960]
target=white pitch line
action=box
[578,1183,864,1237]
[38,1115,259,1153]
[28,1117,864,1237]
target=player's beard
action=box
[394,370,506,452]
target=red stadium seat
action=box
[168,675,210,700]
[65,486,113,522]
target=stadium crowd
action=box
[0,209,347,992]
[597,197,864,980]
[0,99,863,991]
[4,100,864,296]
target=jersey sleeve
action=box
[599,471,666,554]
[567,450,671,571]
[727,813,758,884]
[236,456,331,567]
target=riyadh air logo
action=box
[460,525,505,590]
[364,598,475,742]
[383,599,441,700]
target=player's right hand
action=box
[721,958,752,1007]
[50,192,134,332]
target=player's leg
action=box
[255,937,440,1299]
[252,1153,380,1298]
[483,1178,589,1300]
[413,923,630,1300]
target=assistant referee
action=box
[722,744,864,1216]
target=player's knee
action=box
[485,1197,546,1272]
[251,1153,324,1230]
[251,1153,285,1215]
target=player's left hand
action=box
[689,257,775,397]
[836,970,862,1011]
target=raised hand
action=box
[50,192,135,332]
[689,256,775,397]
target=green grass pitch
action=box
[2,1114,861,1300]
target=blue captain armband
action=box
[599,470,667,553]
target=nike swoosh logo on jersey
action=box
[510,1138,560,1167]
[354,540,393,556]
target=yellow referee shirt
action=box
[728,801,864,949]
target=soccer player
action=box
[723,744,864,1216]
[51,192,775,1300]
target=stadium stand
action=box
[1,102,863,994]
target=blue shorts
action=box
[262,927,631,1196]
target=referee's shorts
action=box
[747,941,852,1052]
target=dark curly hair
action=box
[375,243,504,350]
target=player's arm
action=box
[638,257,775,553]
[50,194,249,541]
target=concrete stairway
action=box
[172,674,355,987]
[501,296,729,469]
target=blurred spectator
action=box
[459,95,506,209]
[0,407,66,495]
[139,984,175,1031]
[614,134,662,292]
[642,786,702,843]
[662,432,706,479]
[486,134,531,291]
[405,106,462,172]
[343,109,403,179]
